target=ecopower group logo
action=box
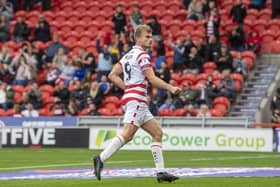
[95,130,117,148]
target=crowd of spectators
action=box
[0,0,276,117]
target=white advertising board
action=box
[89,128,273,152]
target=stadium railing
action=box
[77,116,250,128]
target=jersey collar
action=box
[133,45,144,51]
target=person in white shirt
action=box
[93,25,181,182]
[21,102,39,117]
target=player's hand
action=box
[170,86,182,95]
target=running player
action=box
[93,24,181,182]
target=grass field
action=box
[1,148,280,187]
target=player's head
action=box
[134,24,153,50]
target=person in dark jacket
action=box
[228,23,244,51]
[205,34,221,61]
[33,15,51,42]
[230,0,247,24]
[112,5,127,34]
[13,16,30,42]
[147,15,161,41]
[272,0,280,18]
[215,45,233,72]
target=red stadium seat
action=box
[203,61,217,74]
[111,108,123,116]
[14,92,22,104]
[210,108,225,117]
[158,109,173,116]
[261,30,276,43]
[39,84,54,95]
[213,97,230,109]
[103,96,120,106]
[173,108,186,116]
[254,19,267,33]
[98,108,112,116]
[258,8,272,21]
[230,73,244,83]
[181,73,196,85]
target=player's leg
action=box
[100,123,138,162]
[94,123,138,180]
[93,102,141,180]
[142,118,179,182]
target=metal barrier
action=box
[77,116,250,128]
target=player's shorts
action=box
[123,100,154,127]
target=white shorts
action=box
[123,101,154,127]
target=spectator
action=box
[41,0,51,11]
[52,47,67,70]
[53,80,70,107]
[205,34,221,61]
[99,75,111,95]
[23,0,34,11]
[0,0,13,21]
[0,44,12,82]
[155,35,166,70]
[196,104,211,117]
[67,99,78,116]
[216,69,236,99]
[148,88,166,115]
[79,48,96,73]
[188,0,204,20]
[13,16,30,42]
[204,75,218,106]
[169,37,185,73]
[248,0,266,10]
[70,80,87,110]
[0,14,9,42]
[147,15,161,41]
[87,103,100,116]
[230,0,247,24]
[112,4,127,34]
[183,34,195,59]
[33,15,51,42]
[13,104,22,117]
[45,33,68,62]
[246,30,261,53]
[184,46,204,74]
[205,8,220,39]
[96,33,114,81]
[73,62,87,82]
[81,70,92,89]
[58,60,76,86]
[31,43,45,71]
[272,0,280,18]
[0,82,8,110]
[196,38,206,59]
[232,52,247,76]
[45,62,60,86]
[183,0,191,9]
[130,4,143,30]
[27,82,41,109]
[271,88,280,123]
[50,97,65,116]
[10,53,32,86]
[21,102,39,117]
[173,82,199,109]
[215,45,233,72]
[196,83,212,107]
[228,23,244,51]
[88,81,104,108]
[156,62,170,83]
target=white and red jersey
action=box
[118,45,152,105]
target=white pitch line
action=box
[1,155,279,171]
[189,155,280,161]
[0,160,146,171]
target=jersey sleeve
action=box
[137,53,152,71]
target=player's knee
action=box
[153,129,163,142]
[122,134,134,143]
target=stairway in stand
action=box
[229,65,278,123]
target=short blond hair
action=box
[134,24,152,40]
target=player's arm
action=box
[108,63,125,90]
[144,68,181,94]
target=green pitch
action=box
[1,148,280,187]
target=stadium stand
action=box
[0,0,278,122]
